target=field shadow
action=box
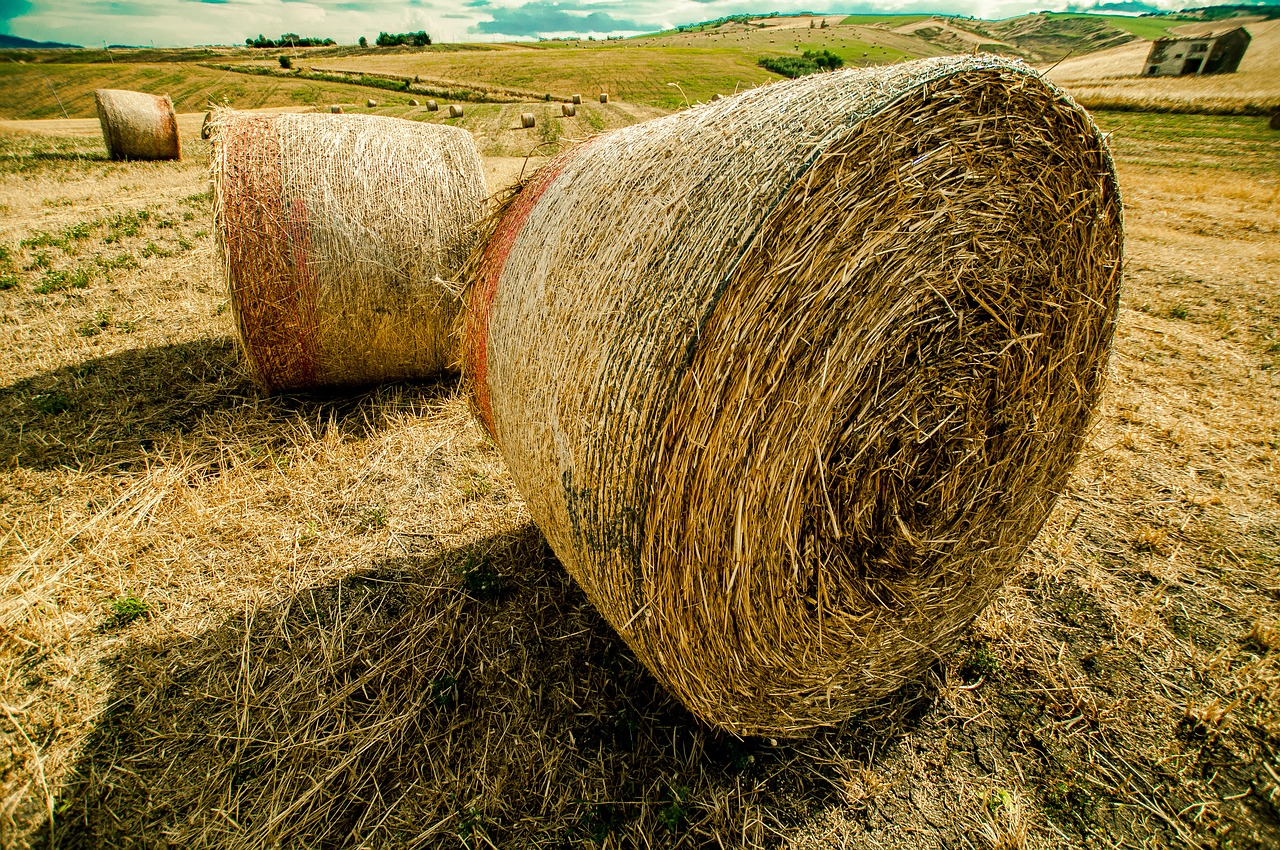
[44,525,940,849]
[0,337,457,471]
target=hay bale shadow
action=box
[0,337,457,471]
[44,525,940,848]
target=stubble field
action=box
[0,84,1277,849]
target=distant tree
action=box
[279,55,292,69]
[358,36,367,47]
[375,31,432,47]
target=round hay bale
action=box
[464,56,1123,735]
[366,98,378,108]
[212,111,486,392]
[427,99,439,111]
[448,104,464,118]
[561,103,576,117]
[330,105,343,114]
[94,89,180,161]
[710,93,723,101]
[521,112,536,129]
[410,98,420,107]
[200,110,213,140]
[571,94,582,104]
[599,93,609,104]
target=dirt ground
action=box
[0,107,1277,849]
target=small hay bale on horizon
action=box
[366,98,378,108]
[94,89,180,161]
[520,112,536,129]
[212,110,486,392]
[571,94,582,104]
[427,99,439,111]
[464,55,1124,736]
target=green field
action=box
[1038,12,1197,41]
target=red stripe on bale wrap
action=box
[221,117,321,389]
[465,144,590,436]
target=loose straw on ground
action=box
[94,89,180,161]
[465,56,1124,735]
[211,110,486,392]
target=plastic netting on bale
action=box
[94,89,180,161]
[211,111,486,392]
[465,56,1124,736]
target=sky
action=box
[0,0,1228,48]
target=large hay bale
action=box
[212,111,486,392]
[427,99,439,112]
[94,89,180,161]
[464,56,1123,735]
[520,113,536,129]
[561,103,576,117]
[448,104,464,118]
[571,94,582,105]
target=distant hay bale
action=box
[521,112,536,129]
[212,111,486,392]
[464,56,1124,735]
[366,98,378,108]
[599,93,609,103]
[571,94,582,104]
[561,103,576,117]
[330,105,343,114]
[94,89,180,161]
[448,104,464,118]
[710,93,723,101]
[410,98,420,106]
[427,100,439,111]
[200,111,213,140]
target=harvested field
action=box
[0,99,1277,850]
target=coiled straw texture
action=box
[466,56,1124,735]
[94,89,180,161]
[212,111,486,392]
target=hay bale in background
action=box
[200,111,213,140]
[571,94,582,105]
[366,99,378,108]
[409,98,420,106]
[561,103,576,117]
[599,93,609,103]
[427,100,439,111]
[448,104,464,118]
[330,105,343,114]
[521,113,536,129]
[465,56,1123,735]
[94,89,180,161]
[212,111,486,392]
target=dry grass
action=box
[0,96,1276,848]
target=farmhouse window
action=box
[1191,43,1207,52]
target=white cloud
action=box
[3,0,1204,48]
